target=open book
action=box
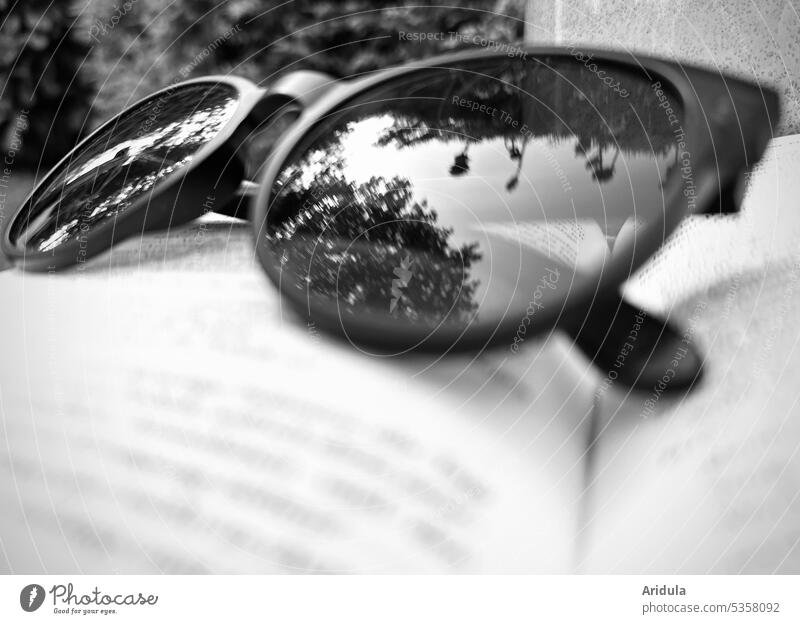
[0,218,599,573]
[481,215,644,276]
[582,134,800,573]
[2,136,799,574]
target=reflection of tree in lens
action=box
[449,147,471,176]
[12,84,238,252]
[371,58,677,188]
[266,56,682,330]
[269,164,481,326]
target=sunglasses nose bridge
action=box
[249,70,338,124]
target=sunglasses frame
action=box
[1,46,780,358]
[1,75,268,271]
[250,47,780,354]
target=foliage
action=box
[79,0,526,122]
[0,0,92,169]
[270,170,482,325]
[1,0,525,170]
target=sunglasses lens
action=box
[263,57,682,350]
[8,83,239,254]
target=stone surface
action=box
[525,0,800,135]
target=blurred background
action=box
[0,0,525,211]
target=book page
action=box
[622,135,800,312]
[481,219,611,275]
[0,218,597,573]
[580,135,800,573]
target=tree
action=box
[2,1,527,171]
[0,0,92,169]
[269,165,482,326]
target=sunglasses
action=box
[0,47,779,390]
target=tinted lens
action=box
[263,56,682,348]
[9,83,239,253]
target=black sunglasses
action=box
[0,47,779,390]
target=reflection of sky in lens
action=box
[267,58,682,329]
[11,84,239,253]
[323,114,673,248]
[286,112,675,312]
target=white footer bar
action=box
[1,575,797,623]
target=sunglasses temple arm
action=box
[560,295,704,392]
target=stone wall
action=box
[525,0,800,135]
